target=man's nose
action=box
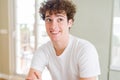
[51,20,58,29]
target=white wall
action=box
[71,0,113,80]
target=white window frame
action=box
[8,0,16,75]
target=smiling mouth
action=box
[50,31,60,35]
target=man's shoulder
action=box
[70,35,96,51]
[37,40,52,50]
[70,35,91,45]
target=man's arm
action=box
[80,77,96,80]
[26,68,42,80]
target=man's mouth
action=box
[50,31,60,35]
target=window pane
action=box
[16,0,35,74]
[111,17,120,70]
[16,24,35,74]
[37,23,50,47]
[16,0,35,24]
[110,0,120,70]
[15,0,50,76]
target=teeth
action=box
[51,31,58,34]
[52,32,58,33]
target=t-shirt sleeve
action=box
[31,47,48,72]
[78,43,101,78]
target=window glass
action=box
[15,0,50,75]
[110,0,120,70]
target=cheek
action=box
[45,23,48,28]
[45,26,49,33]
[46,27,50,33]
[61,26,69,32]
[45,24,50,29]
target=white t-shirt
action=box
[31,35,101,80]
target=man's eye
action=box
[58,18,63,22]
[45,18,52,22]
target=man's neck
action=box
[52,35,69,56]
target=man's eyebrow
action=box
[45,14,66,18]
[45,15,51,18]
[56,14,65,18]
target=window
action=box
[14,0,51,79]
[110,0,120,70]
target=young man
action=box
[26,0,101,80]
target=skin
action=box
[26,68,42,80]
[45,11,73,56]
[26,11,97,80]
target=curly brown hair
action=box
[39,0,76,21]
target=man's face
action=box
[45,11,73,42]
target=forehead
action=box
[45,10,67,17]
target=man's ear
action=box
[68,19,73,28]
